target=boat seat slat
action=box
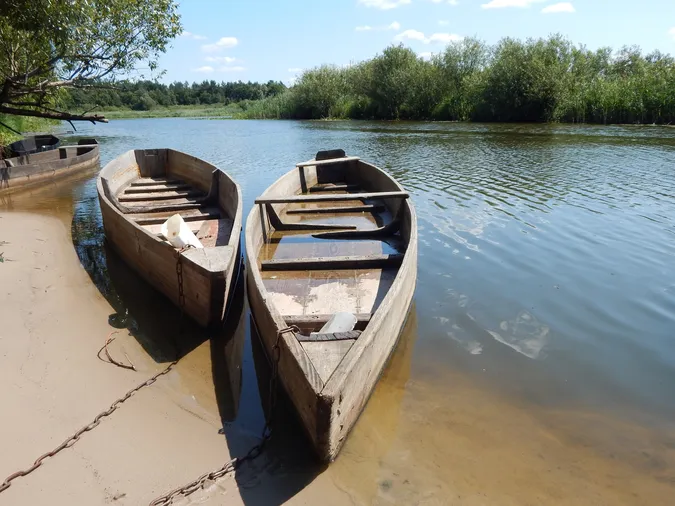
[298,331,361,342]
[124,183,192,193]
[119,190,205,202]
[284,313,372,326]
[255,191,409,204]
[296,156,360,168]
[308,184,360,193]
[285,204,385,215]
[260,254,403,271]
[131,209,221,225]
[131,178,183,187]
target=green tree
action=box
[0,0,181,124]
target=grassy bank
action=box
[0,115,59,146]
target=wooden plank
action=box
[296,156,360,168]
[286,204,385,215]
[118,190,204,202]
[130,177,182,186]
[284,313,372,326]
[124,183,192,193]
[255,191,409,205]
[260,254,403,271]
[308,184,359,193]
[129,208,220,225]
[123,202,203,213]
[300,331,361,342]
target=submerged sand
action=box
[1,204,674,505]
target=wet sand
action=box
[1,188,674,504]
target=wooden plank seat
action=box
[284,313,372,328]
[308,184,360,193]
[130,208,221,225]
[255,191,409,205]
[285,204,386,215]
[296,156,360,168]
[260,253,403,271]
[118,189,206,202]
[130,177,184,187]
[298,331,362,342]
[124,183,193,193]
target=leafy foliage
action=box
[0,0,181,123]
[233,35,675,125]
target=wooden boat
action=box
[0,138,98,193]
[97,149,242,327]
[8,134,60,156]
[245,149,417,461]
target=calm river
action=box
[4,119,675,504]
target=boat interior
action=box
[256,150,411,383]
[3,138,97,167]
[101,149,236,249]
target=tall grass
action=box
[241,35,675,124]
[0,114,58,147]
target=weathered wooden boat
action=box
[245,149,417,461]
[8,134,60,156]
[0,138,98,193]
[97,149,242,327]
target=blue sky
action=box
[159,0,675,84]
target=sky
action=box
[158,0,675,84]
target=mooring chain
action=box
[148,326,299,506]
[0,361,178,494]
[175,246,192,313]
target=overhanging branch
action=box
[0,105,108,123]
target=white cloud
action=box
[356,21,401,31]
[670,27,675,40]
[419,51,433,60]
[220,66,246,72]
[395,29,463,44]
[288,68,303,73]
[202,37,239,53]
[481,0,544,8]
[439,20,450,25]
[181,31,207,40]
[193,66,214,73]
[429,32,463,43]
[205,56,237,64]
[358,0,411,10]
[431,0,459,4]
[395,29,428,42]
[541,2,575,13]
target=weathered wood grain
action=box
[296,156,360,168]
[261,254,403,271]
[245,149,417,462]
[255,191,409,204]
[97,148,242,327]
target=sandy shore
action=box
[2,206,674,506]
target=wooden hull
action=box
[97,149,242,327]
[0,139,99,194]
[245,151,417,461]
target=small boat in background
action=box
[97,149,242,327]
[7,134,60,157]
[245,149,417,461]
[0,139,98,194]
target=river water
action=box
[3,119,675,505]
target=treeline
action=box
[239,35,675,124]
[64,80,287,111]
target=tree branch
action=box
[0,105,108,123]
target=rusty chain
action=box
[148,325,299,506]
[0,360,178,494]
[0,248,194,494]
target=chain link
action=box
[0,361,178,494]
[175,247,189,312]
[148,325,299,506]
